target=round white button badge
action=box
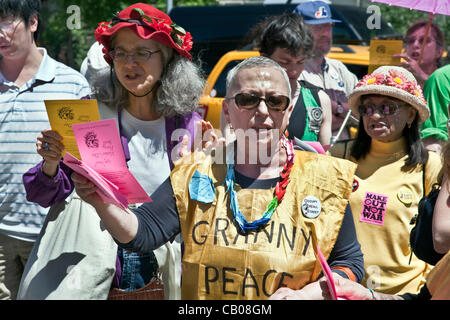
[301,195,322,219]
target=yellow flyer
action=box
[368,40,403,74]
[44,99,100,159]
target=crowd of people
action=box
[0,0,449,301]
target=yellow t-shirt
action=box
[329,138,442,295]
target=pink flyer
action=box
[70,119,151,206]
[315,244,338,300]
[360,192,388,226]
[63,152,129,210]
[315,244,348,300]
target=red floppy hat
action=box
[95,3,193,64]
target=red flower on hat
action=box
[100,45,113,65]
[157,22,172,35]
[95,21,112,43]
[180,32,193,51]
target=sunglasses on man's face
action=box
[226,93,290,112]
[358,102,401,117]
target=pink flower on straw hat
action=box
[385,69,408,88]
[358,73,385,86]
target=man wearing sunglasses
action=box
[293,1,358,142]
[258,13,332,148]
[0,0,90,299]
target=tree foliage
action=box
[38,1,448,71]
[39,0,218,70]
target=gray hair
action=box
[225,56,291,98]
[92,54,205,118]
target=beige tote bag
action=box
[17,194,118,300]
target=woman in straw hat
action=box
[328,66,442,295]
[21,3,205,299]
[320,136,450,300]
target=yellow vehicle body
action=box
[198,46,370,129]
[327,44,370,66]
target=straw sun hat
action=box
[348,66,429,123]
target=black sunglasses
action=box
[226,93,290,111]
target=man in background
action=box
[294,1,358,142]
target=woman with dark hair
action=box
[328,66,442,295]
[394,21,445,88]
[19,3,204,300]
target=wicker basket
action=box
[108,276,164,300]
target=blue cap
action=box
[293,1,341,25]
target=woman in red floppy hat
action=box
[93,3,205,300]
[21,3,205,300]
[94,2,198,114]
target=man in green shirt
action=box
[421,64,450,155]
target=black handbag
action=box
[410,182,445,265]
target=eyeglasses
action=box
[108,48,161,63]
[226,93,290,112]
[0,19,19,36]
[358,102,401,117]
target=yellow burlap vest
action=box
[171,150,356,299]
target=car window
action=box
[331,5,397,44]
[333,24,358,43]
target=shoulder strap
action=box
[423,159,427,197]
[286,89,307,140]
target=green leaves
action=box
[38,0,216,69]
